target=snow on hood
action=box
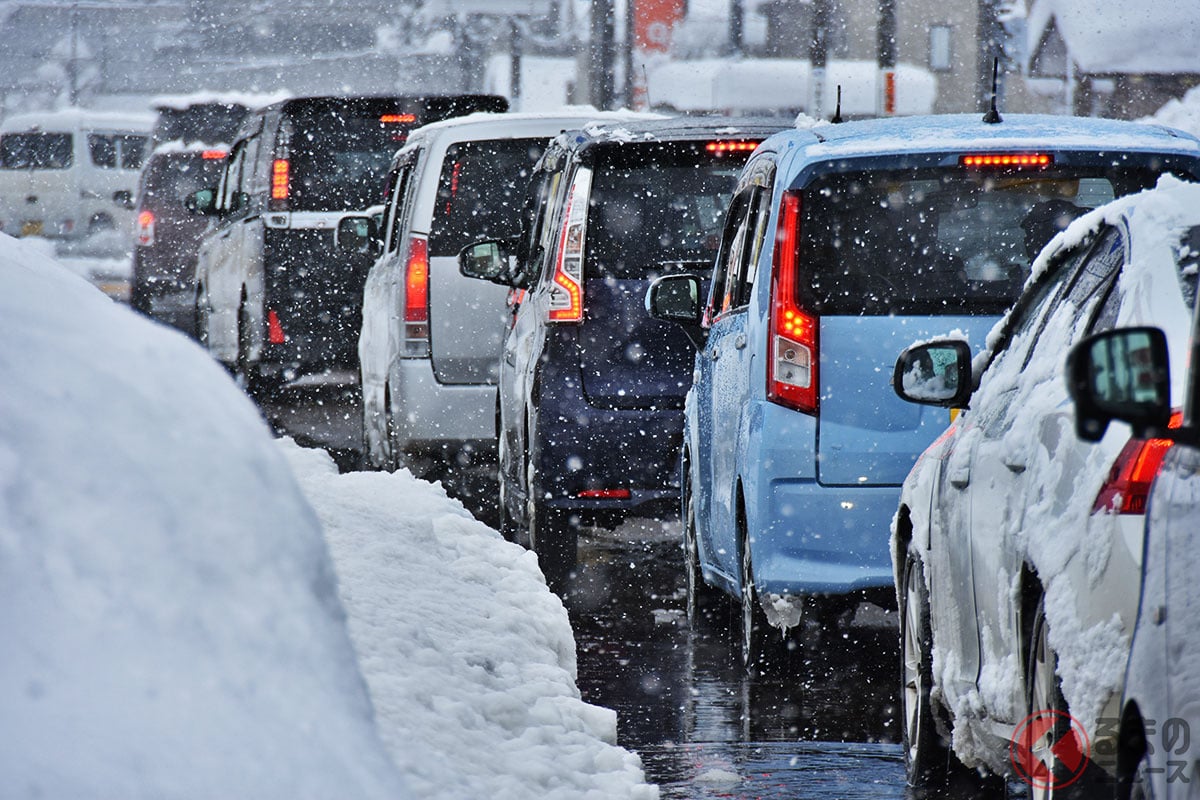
[281,440,659,800]
[0,237,406,798]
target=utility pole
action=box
[877,0,896,115]
[729,0,744,56]
[589,0,616,110]
[68,3,79,106]
[810,0,831,118]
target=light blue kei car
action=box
[647,112,1200,669]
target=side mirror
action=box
[112,189,135,210]
[893,340,974,407]
[336,215,381,257]
[459,240,516,286]
[1066,326,1171,442]
[185,188,218,216]
[646,273,706,349]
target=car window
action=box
[385,155,418,254]
[0,132,72,169]
[527,166,567,286]
[798,166,1159,316]
[285,107,409,211]
[88,134,147,169]
[142,153,227,208]
[584,141,747,282]
[217,140,248,214]
[429,138,545,258]
[708,190,751,321]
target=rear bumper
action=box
[750,480,898,596]
[391,358,497,456]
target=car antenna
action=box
[831,85,844,123]
[982,57,1003,124]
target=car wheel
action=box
[195,286,210,349]
[234,303,281,404]
[526,454,575,595]
[683,480,722,628]
[1026,599,1097,800]
[738,517,777,673]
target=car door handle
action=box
[734,333,746,350]
[1004,453,1026,473]
[710,348,720,361]
[504,350,516,366]
[948,464,970,488]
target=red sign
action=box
[633,0,685,53]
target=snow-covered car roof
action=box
[559,114,789,148]
[0,107,155,133]
[766,113,1200,160]
[150,138,231,156]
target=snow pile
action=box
[0,235,406,798]
[1147,84,1200,141]
[281,440,659,800]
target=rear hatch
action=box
[427,136,547,385]
[800,157,1181,486]
[0,131,74,235]
[138,150,228,282]
[578,140,752,409]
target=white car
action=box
[892,175,1200,798]
[356,110,645,480]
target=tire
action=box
[1025,599,1101,800]
[900,552,1006,799]
[738,516,778,673]
[195,286,210,350]
[526,453,576,595]
[683,479,723,628]
[234,303,281,404]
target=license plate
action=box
[21,220,43,237]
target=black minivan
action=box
[190,94,506,398]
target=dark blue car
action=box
[460,117,782,591]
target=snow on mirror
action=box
[894,341,966,404]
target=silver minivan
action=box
[356,111,644,480]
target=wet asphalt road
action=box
[266,387,907,798]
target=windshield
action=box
[0,132,72,169]
[429,138,545,258]
[141,152,228,211]
[798,164,1168,316]
[585,142,752,280]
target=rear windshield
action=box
[798,164,1169,316]
[88,134,148,169]
[286,109,413,211]
[0,132,72,169]
[429,138,545,257]
[586,142,753,279]
[141,152,227,209]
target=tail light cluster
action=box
[402,235,431,357]
[136,209,155,247]
[1093,410,1183,515]
[767,191,818,415]
[547,170,592,324]
[269,121,293,212]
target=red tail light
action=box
[706,140,760,153]
[270,159,290,206]
[267,308,286,344]
[767,191,818,415]
[1093,411,1183,515]
[403,236,430,356]
[960,153,1053,168]
[136,209,155,247]
[547,171,591,323]
[380,113,417,124]
[201,149,227,160]
[578,489,631,499]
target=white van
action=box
[0,109,153,240]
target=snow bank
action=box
[280,440,659,800]
[0,235,407,798]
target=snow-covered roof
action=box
[151,90,291,111]
[794,113,1200,160]
[1,107,155,133]
[1026,0,1200,76]
[646,58,937,116]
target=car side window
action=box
[708,192,751,321]
[386,156,417,254]
[217,140,247,215]
[527,167,566,287]
[741,187,773,305]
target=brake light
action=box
[380,113,417,124]
[547,170,592,323]
[403,236,430,356]
[578,489,631,499]
[1092,411,1183,515]
[201,150,226,160]
[767,191,818,415]
[267,309,286,344]
[706,140,760,153]
[270,158,289,204]
[960,153,1052,168]
[136,209,155,247]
